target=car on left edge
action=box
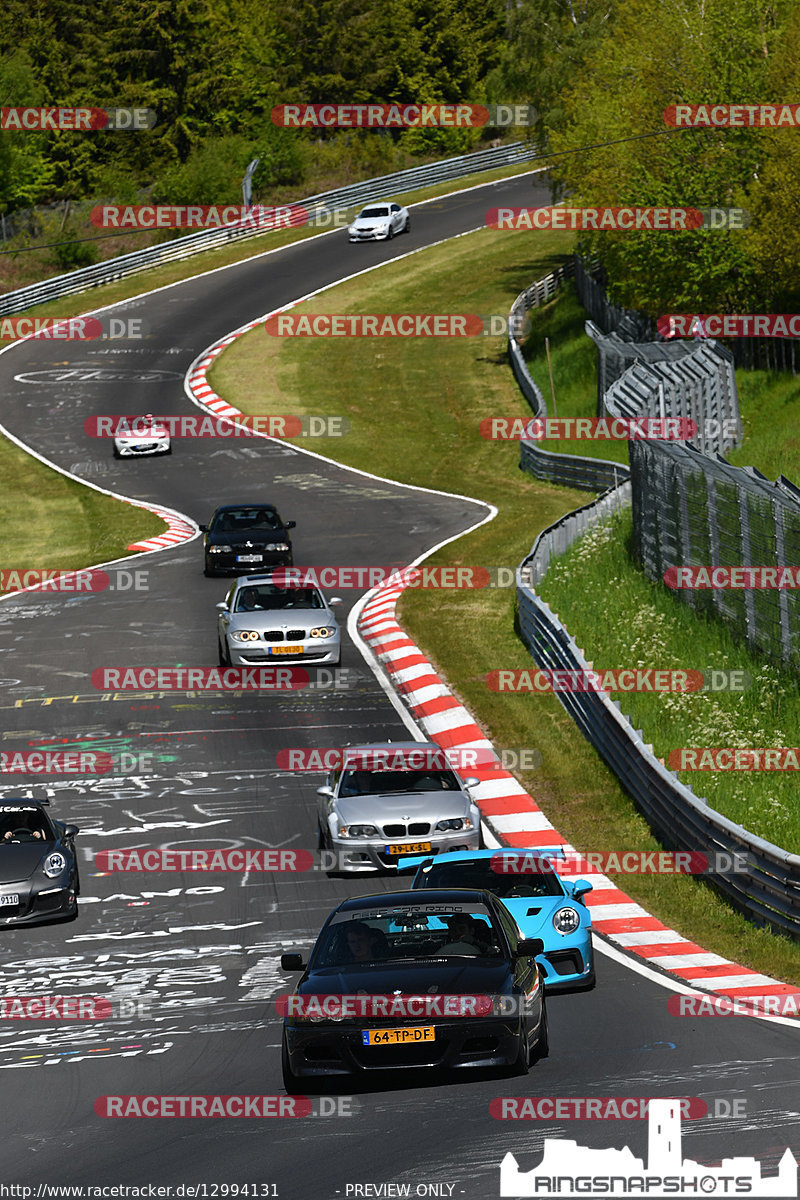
[0,797,80,926]
[279,888,548,1091]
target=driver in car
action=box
[440,913,495,955]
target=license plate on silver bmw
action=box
[0,895,19,906]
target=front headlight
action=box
[338,824,378,838]
[310,626,335,638]
[436,817,473,831]
[231,630,259,642]
[553,906,580,935]
[43,853,67,879]
[265,542,289,551]
[208,545,226,554]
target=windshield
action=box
[312,905,503,966]
[212,509,282,534]
[234,585,323,612]
[0,805,54,843]
[416,859,564,899]
[359,207,389,218]
[339,768,460,796]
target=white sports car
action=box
[113,415,171,458]
[348,202,410,242]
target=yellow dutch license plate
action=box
[362,1026,435,1046]
[269,645,303,655]
[385,842,432,856]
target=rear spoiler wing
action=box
[396,847,568,873]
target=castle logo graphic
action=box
[500,1099,797,1197]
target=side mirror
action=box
[316,785,334,798]
[62,824,79,838]
[286,521,297,529]
[280,953,305,971]
[463,777,480,789]
[199,524,208,532]
[516,937,544,958]
[215,601,228,611]
[329,597,343,606]
[571,878,593,899]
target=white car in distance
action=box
[347,202,410,242]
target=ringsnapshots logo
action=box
[486,206,749,231]
[271,102,537,128]
[0,107,156,131]
[499,1099,797,1198]
[664,103,800,127]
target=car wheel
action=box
[531,997,550,1063]
[218,636,230,667]
[112,445,121,459]
[404,216,411,233]
[165,446,172,456]
[386,224,394,240]
[281,1034,304,1095]
[204,562,214,578]
[510,1018,531,1076]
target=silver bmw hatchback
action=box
[216,573,342,666]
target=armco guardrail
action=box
[0,140,541,317]
[507,263,631,491]
[517,509,800,938]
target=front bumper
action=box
[328,827,481,873]
[348,228,390,241]
[283,1016,525,1077]
[205,550,293,574]
[0,881,77,926]
[228,636,340,666]
[114,439,171,456]
[538,936,594,991]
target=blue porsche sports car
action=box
[399,848,594,992]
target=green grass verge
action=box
[521,284,629,465]
[536,507,800,851]
[208,225,800,986]
[0,435,164,588]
